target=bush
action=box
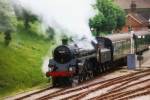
[4,30,12,46]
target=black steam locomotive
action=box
[46,31,150,86]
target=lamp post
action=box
[128,26,134,54]
[130,31,135,54]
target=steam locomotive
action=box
[46,31,150,86]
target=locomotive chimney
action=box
[62,38,68,45]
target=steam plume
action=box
[11,0,96,73]
[12,0,96,48]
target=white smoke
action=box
[11,0,96,73]
[42,56,49,74]
[11,0,96,49]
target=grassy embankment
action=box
[0,21,53,98]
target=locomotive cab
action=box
[96,36,113,62]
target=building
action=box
[121,13,149,32]
[114,0,150,20]
[114,0,150,33]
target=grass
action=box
[0,21,53,98]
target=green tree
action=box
[89,12,104,36]
[0,0,16,46]
[0,0,15,32]
[13,5,38,30]
[22,10,38,29]
[90,0,125,35]
[115,7,126,30]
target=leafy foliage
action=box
[22,10,38,29]
[0,21,52,97]
[89,12,104,36]
[0,0,17,46]
[89,0,126,35]
[13,5,38,30]
[0,0,16,32]
[0,1,53,96]
[4,30,12,46]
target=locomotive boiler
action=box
[46,38,112,86]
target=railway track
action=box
[37,72,133,99]
[37,69,150,100]
[14,87,52,100]
[102,85,150,100]
[92,79,150,100]
[117,90,150,100]
[14,87,68,100]
[9,69,150,100]
[63,71,150,100]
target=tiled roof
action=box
[131,13,148,23]
[114,0,150,9]
[127,13,149,25]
